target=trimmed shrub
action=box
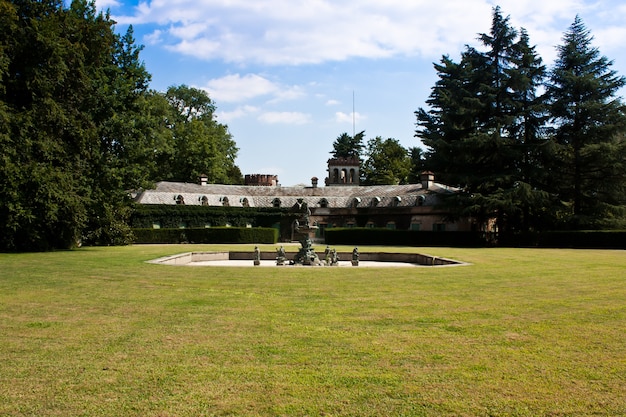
[132,227,278,244]
[324,228,486,247]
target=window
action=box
[240,197,250,207]
[392,196,401,207]
[221,196,230,207]
[200,196,208,206]
[272,198,281,208]
[352,197,361,208]
[318,198,329,208]
[433,223,446,232]
[175,195,185,205]
[410,223,421,231]
[386,222,396,229]
[416,195,426,206]
[371,197,381,207]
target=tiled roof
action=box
[133,181,458,208]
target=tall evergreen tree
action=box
[416,7,546,232]
[330,131,365,160]
[547,16,626,228]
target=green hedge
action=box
[324,228,487,247]
[487,230,626,249]
[132,227,278,244]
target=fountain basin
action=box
[148,251,467,267]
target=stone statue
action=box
[330,248,339,266]
[302,202,311,227]
[276,246,286,265]
[253,246,261,266]
[324,245,331,264]
[352,247,359,266]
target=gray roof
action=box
[133,181,458,208]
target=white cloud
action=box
[144,30,163,45]
[95,0,121,9]
[216,105,259,123]
[326,99,340,106]
[150,2,626,63]
[203,74,278,103]
[258,112,311,125]
[335,111,365,124]
[202,73,306,105]
[115,0,625,66]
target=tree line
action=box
[1,0,241,251]
[333,7,626,233]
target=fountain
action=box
[291,202,323,265]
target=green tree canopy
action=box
[0,0,243,251]
[330,131,365,160]
[158,85,242,185]
[416,7,555,232]
[362,137,411,185]
[546,16,626,228]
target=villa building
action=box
[133,159,474,240]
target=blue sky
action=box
[98,0,626,186]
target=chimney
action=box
[199,174,208,186]
[311,177,319,188]
[420,171,434,190]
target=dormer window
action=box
[272,198,281,208]
[175,195,185,205]
[318,198,329,208]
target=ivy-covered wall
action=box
[132,204,283,228]
[131,204,298,241]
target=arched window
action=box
[272,198,281,208]
[371,197,381,207]
[393,196,401,207]
[175,195,185,205]
[416,195,426,206]
[333,168,339,183]
[240,197,250,207]
[221,196,230,207]
[200,196,208,206]
[352,197,361,208]
[341,168,348,183]
[318,198,329,208]
[349,169,356,183]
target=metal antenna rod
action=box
[352,90,355,138]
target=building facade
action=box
[133,169,474,241]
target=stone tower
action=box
[326,157,360,186]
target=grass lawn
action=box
[1,244,625,416]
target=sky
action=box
[97,0,626,186]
